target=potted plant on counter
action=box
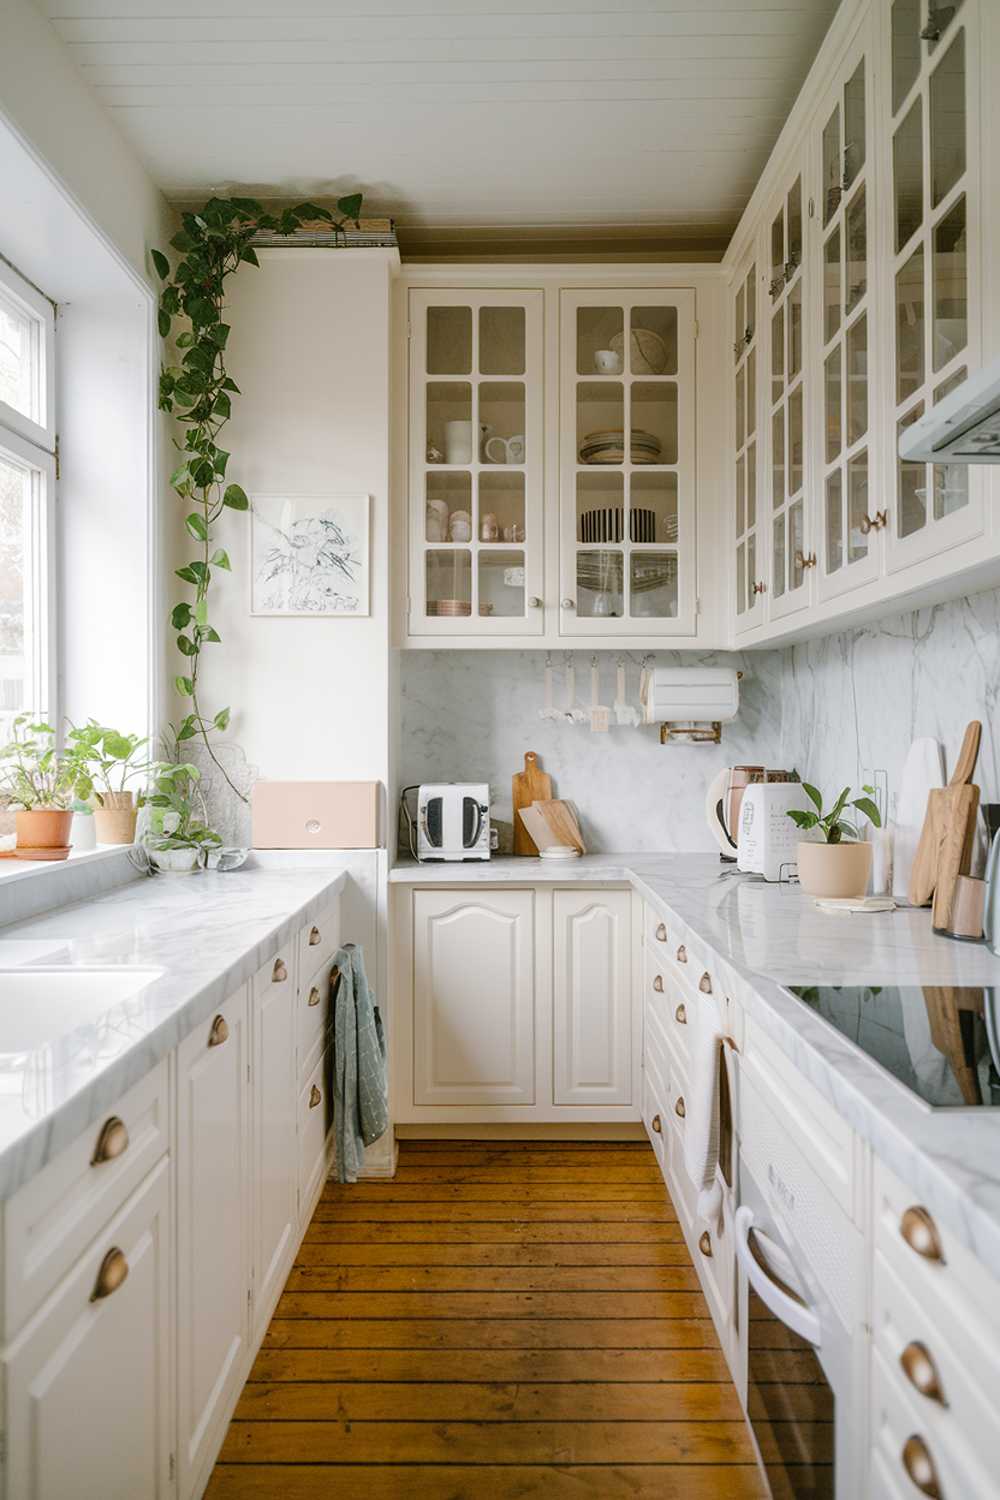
[65,722,151,845]
[788,783,882,898]
[141,760,222,873]
[0,717,76,858]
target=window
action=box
[0,260,54,731]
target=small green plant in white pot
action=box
[788,783,882,898]
[141,761,221,873]
[65,722,152,845]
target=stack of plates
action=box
[579,428,662,465]
[427,599,471,617]
[580,507,657,543]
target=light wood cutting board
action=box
[908,720,981,907]
[512,752,552,855]
[533,799,586,854]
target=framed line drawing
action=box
[250,493,370,616]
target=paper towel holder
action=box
[654,671,743,745]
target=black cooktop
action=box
[787,984,1000,1109]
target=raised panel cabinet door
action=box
[413,890,535,1105]
[253,960,298,1335]
[553,889,632,1105]
[176,987,250,1498]
[5,1157,172,1500]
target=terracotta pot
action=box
[15,808,74,850]
[94,792,137,846]
[797,839,873,899]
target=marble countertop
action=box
[0,865,345,1201]
[393,854,1000,1279]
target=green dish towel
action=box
[332,943,389,1183]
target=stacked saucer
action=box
[579,428,662,465]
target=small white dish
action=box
[539,845,581,860]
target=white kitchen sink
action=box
[0,968,164,1053]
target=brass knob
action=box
[208,1014,229,1047]
[698,1230,713,1258]
[699,971,713,994]
[752,580,767,595]
[90,1247,129,1302]
[91,1116,129,1166]
[652,975,664,994]
[309,925,321,946]
[901,1435,941,1498]
[675,1096,686,1119]
[308,986,322,1007]
[309,1084,322,1109]
[675,1003,687,1025]
[651,1113,662,1134]
[272,958,288,983]
[900,1342,947,1406]
[676,944,687,964]
[655,923,667,942]
[796,550,817,569]
[900,1207,944,1263]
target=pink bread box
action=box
[251,781,379,849]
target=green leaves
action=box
[213,707,231,731]
[185,511,208,541]
[176,634,197,657]
[210,548,231,570]
[174,675,194,698]
[171,602,192,630]
[786,781,883,844]
[223,484,249,510]
[337,192,363,222]
[151,248,170,281]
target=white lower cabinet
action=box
[553,889,631,1105]
[253,951,298,1337]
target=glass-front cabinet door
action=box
[732,254,765,634]
[884,0,982,574]
[815,30,880,601]
[559,289,696,637]
[408,289,544,636]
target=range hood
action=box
[899,359,1000,464]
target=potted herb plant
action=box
[142,760,222,874]
[788,783,882,898]
[0,717,76,857]
[65,722,152,845]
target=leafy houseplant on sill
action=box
[788,783,882,899]
[0,717,79,859]
[65,722,152,845]
[142,760,222,874]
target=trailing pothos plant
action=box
[153,192,363,798]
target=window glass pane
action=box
[845,185,867,316]
[0,453,28,719]
[577,306,623,376]
[826,470,843,575]
[894,99,923,253]
[479,306,525,376]
[630,553,678,619]
[843,58,866,192]
[772,511,786,598]
[933,195,967,371]
[848,450,869,563]
[772,406,785,511]
[824,229,841,343]
[847,316,868,446]
[896,246,925,403]
[822,105,842,226]
[0,292,36,422]
[825,348,842,464]
[576,550,624,618]
[789,386,803,497]
[891,0,920,114]
[931,29,966,208]
[898,403,926,538]
[427,306,471,375]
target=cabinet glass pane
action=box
[577,550,624,618]
[426,549,471,617]
[845,185,867,316]
[577,382,624,463]
[633,383,678,464]
[787,178,803,269]
[736,366,745,450]
[896,246,925,402]
[479,550,525,618]
[479,470,525,543]
[825,348,842,463]
[894,99,923,252]
[843,58,866,192]
[925,0,964,58]
[427,307,471,374]
[735,283,745,362]
[789,385,803,497]
[848,451,869,564]
[934,465,969,520]
[748,530,757,596]
[632,471,679,544]
[746,348,756,438]
[771,211,784,288]
[426,471,471,542]
[736,455,745,536]
[737,540,746,615]
[771,305,784,399]
[577,306,624,376]
[822,105,842,226]
[630,553,678,618]
[772,406,785,510]
[480,382,526,464]
[933,195,967,370]
[931,30,966,208]
[790,500,804,590]
[847,316,868,445]
[826,471,843,574]
[747,441,757,527]
[824,229,841,342]
[773,511,786,598]
[891,0,920,114]
[745,267,756,340]
[427,383,473,463]
[789,281,802,379]
[898,402,926,537]
[576,471,624,543]
[631,307,678,375]
[479,306,525,375]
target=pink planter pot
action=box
[797,840,873,899]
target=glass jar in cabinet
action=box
[407,289,545,636]
[558,289,697,637]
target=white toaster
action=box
[737,781,809,882]
[417,784,490,862]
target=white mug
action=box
[445,420,473,465]
[594,349,622,374]
[484,434,525,464]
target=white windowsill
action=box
[0,845,130,888]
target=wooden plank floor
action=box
[205,1140,767,1499]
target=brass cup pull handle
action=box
[698,1230,713,1258]
[699,971,713,994]
[901,1206,944,1263]
[675,1003,687,1025]
[901,1434,941,1498]
[676,944,688,964]
[91,1116,129,1166]
[752,580,767,595]
[272,958,288,983]
[900,1342,947,1406]
[90,1246,129,1302]
[308,986,322,1007]
[652,975,664,994]
[309,925,321,946]
[309,1084,322,1109]
[675,1096,686,1119]
[651,1113,662,1134]
[654,923,667,942]
[208,1014,229,1048]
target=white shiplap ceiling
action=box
[38,0,840,257]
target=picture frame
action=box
[249,493,371,617]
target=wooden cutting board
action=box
[512,752,552,855]
[931,783,980,935]
[908,720,981,907]
[533,799,586,854]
